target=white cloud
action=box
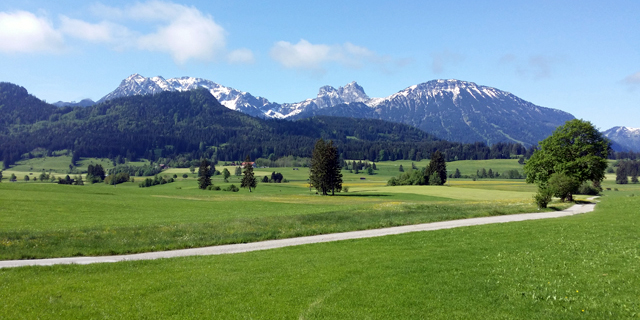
[270,39,332,70]
[270,39,398,72]
[59,16,134,48]
[0,11,64,53]
[623,71,640,85]
[93,1,227,64]
[227,48,255,64]
[1,1,232,64]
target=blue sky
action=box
[0,0,638,130]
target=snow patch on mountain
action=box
[603,126,640,152]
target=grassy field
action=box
[0,156,574,260]
[0,188,637,318]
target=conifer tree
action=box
[424,150,447,185]
[197,159,212,189]
[241,155,257,192]
[309,139,343,195]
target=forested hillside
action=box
[0,83,532,167]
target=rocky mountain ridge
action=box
[97,74,575,146]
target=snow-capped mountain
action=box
[99,75,575,146]
[291,79,575,145]
[97,74,278,118]
[603,126,640,152]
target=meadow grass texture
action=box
[0,189,637,319]
[0,176,556,259]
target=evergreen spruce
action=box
[616,166,628,184]
[424,150,447,185]
[241,155,257,192]
[309,139,343,195]
[197,159,212,190]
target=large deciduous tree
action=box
[240,155,257,192]
[309,139,343,195]
[524,119,610,204]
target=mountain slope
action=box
[0,82,59,129]
[98,75,574,146]
[603,126,640,152]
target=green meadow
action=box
[0,188,638,318]
[0,157,567,260]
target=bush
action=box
[534,187,553,209]
[182,173,188,178]
[577,182,600,196]
[206,185,221,190]
[224,184,239,192]
[547,172,580,202]
[343,186,349,193]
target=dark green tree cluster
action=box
[309,139,343,195]
[86,164,106,183]
[240,156,257,192]
[268,172,284,183]
[388,151,447,186]
[344,160,376,174]
[525,119,610,207]
[615,159,639,184]
[57,175,84,185]
[139,175,174,188]
[109,164,162,177]
[104,172,130,185]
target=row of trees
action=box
[198,156,257,192]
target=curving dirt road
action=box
[0,202,596,269]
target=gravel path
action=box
[0,202,596,269]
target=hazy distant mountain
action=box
[603,126,640,152]
[52,99,95,107]
[99,75,575,146]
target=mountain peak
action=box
[603,126,640,152]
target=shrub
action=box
[182,173,188,178]
[577,182,600,196]
[534,187,553,209]
[343,186,349,193]
[547,172,580,202]
[224,184,239,192]
[206,185,221,190]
